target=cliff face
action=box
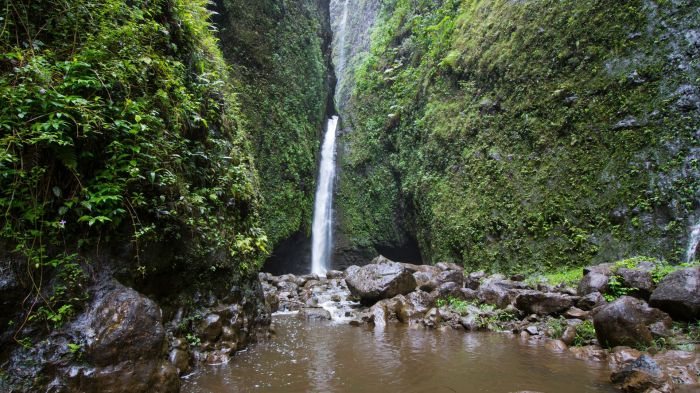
[214,0,336,274]
[334,0,700,272]
[0,0,334,390]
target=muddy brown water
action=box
[182,314,616,393]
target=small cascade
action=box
[311,116,339,275]
[686,220,700,263]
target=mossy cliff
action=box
[0,0,333,390]
[214,0,335,257]
[335,0,700,273]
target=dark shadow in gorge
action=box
[262,230,312,275]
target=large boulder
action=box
[617,268,654,300]
[477,276,526,309]
[63,280,179,392]
[345,258,417,306]
[578,272,609,296]
[514,290,574,315]
[649,267,700,321]
[592,296,672,348]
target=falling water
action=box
[311,116,339,275]
[335,0,350,90]
[686,220,700,263]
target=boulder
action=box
[437,270,465,287]
[297,307,331,321]
[578,272,609,296]
[413,270,439,291]
[514,290,574,315]
[592,296,672,348]
[577,291,607,311]
[199,314,222,342]
[649,267,700,321]
[345,258,417,306]
[465,271,485,290]
[73,280,179,392]
[617,268,655,299]
[610,355,672,393]
[477,277,525,309]
[326,270,345,279]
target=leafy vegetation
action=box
[1,0,271,340]
[336,0,699,272]
[572,320,596,347]
[215,0,334,247]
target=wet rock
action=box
[577,292,607,311]
[297,307,331,321]
[674,84,700,112]
[610,355,672,393]
[405,290,435,316]
[345,257,417,306]
[514,290,574,315]
[436,262,463,272]
[578,273,609,296]
[459,288,479,302]
[326,270,344,279]
[561,325,577,346]
[510,273,526,281]
[617,268,655,300]
[199,314,222,342]
[168,349,191,374]
[525,326,539,335]
[70,280,179,392]
[477,277,525,309]
[649,267,700,321]
[414,270,439,291]
[608,347,643,370]
[545,340,568,352]
[437,270,465,287]
[570,345,607,362]
[592,296,672,348]
[424,307,441,328]
[465,271,485,290]
[563,307,589,320]
[431,281,463,300]
[584,263,616,276]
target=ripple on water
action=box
[182,314,616,393]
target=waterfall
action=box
[336,0,350,82]
[686,220,700,263]
[311,116,339,275]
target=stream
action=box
[182,314,615,393]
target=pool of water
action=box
[182,315,615,393]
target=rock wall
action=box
[333,0,700,272]
[0,0,334,391]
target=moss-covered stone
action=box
[336,0,700,273]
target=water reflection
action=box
[182,315,615,393]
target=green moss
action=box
[215,0,334,246]
[338,0,699,272]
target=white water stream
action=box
[686,220,700,263]
[311,116,339,275]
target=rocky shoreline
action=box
[260,256,700,393]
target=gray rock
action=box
[578,272,610,296]
[592,296,672,348]
[297,307,331,321]
[515,290,574,315]
[577,291,607,310]
[617,268,654,299]
[199,314,222,342]
[345,257,417,306]
[649,267,700,321]
[477,277,525,309]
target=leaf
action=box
[52,186,62,197]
